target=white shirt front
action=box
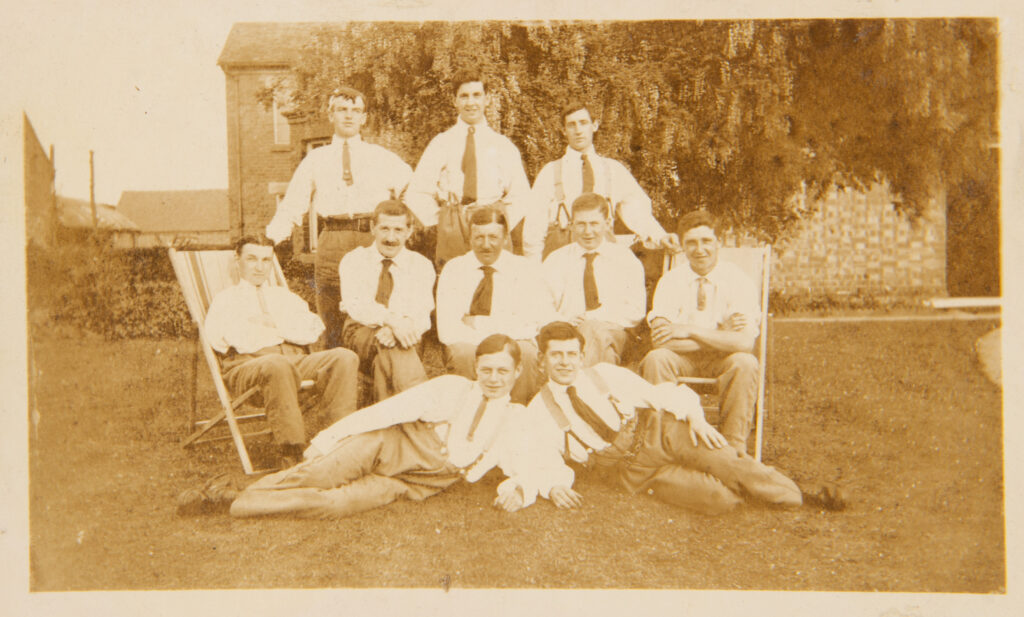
[647,260,760,336]
[405,118,531,228]
[523,146,668,259]
[338,245,436,336]
[307,375,546,500]
[542,240,646,329]
[435,250,554,345]
[265,135,413,243]
[506,363,702,499]
[204,280,324,354]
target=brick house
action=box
[216,22,948,298]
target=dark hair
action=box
[329,87,367,110]
[234,234,274,255]
[452,69,487,96]
[561,100,592,124]
[372,200,414,227]
[571,193,610,219]
[536,321,586,355]
[468,204,508,232]
[676,210,720,239]
[475,333,521,367]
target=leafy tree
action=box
[274,20,997,291]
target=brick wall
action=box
[224,68,298,238]
[762,184,947,297]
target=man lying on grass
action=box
[496,321,844,515]
[226,333,568,518]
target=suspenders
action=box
[539,368,630,457]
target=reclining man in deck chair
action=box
[494,322,845,515]
[204,235,360,467]
[228,334,568,518]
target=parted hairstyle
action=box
[468,204,508,231]
[475,333,522,367]
[676,210,720,239]
[328,86,367,111]
[536,321,586,355]
[571,192,610,219]
[452,69,488,95]
[560,100,593,124]
[234,234,274,255]
[372,200,414,226]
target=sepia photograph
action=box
[4,1,1021,615]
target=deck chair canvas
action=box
[661,246,772,461]
[169,248,315,474]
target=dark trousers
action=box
[314,229,374,349]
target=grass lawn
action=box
[27,319,1004,591]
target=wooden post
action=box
[89,150,98,229]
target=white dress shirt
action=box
[505,363,702,500]
[435,250,554,346]
[405,118,531,228]
[523,146,668,259]
[307,374,553,505]
[204,280,324,354]
[542,240,646,329]
[647,260,760,336]
[338,245,436,336]
[265,135,413,243]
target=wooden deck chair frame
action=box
[661,246,772,461]
[169,248,314,474]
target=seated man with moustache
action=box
[541,192,646,366]
[338,200,435,402]
[204,235,360,467]
[228,334,570,518]
[435,205,551,404]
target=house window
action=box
[272,99,290,146]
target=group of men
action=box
[195,72,843,519]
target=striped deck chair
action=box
[661,246,772,461]
[169,248,315,474]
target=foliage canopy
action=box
[279,19,997,245]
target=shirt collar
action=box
[681,260,722,284]
[571,241,609,259]
[330,134,363,146]
[237,278,269,291]
[456,117,490,133]
[470,250,510,272]
[564,145,598,160]
[374,245,406,266]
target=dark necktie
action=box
[583,252,601,311]
[468,265,495,316]
[466,397,488,441]
[566,386,617,443]
[581,153,595,193]
[342,139,353,186]
[696,276,710,311]
[375,258,394,306]
[461,126,477,205]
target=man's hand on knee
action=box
[689,418,729,450]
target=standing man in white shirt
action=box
[542,193,646,366]
[265,87,413,349]
[229,334,569,518]
[496,322,813,516]
[338,200,435,402]
[640,210,761,453]
[405,70,531,267]
[435,205,550,404]
[522,101,680,261]
[204,236,360,466]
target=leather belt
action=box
[322,215,373,233]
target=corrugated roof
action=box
[57,196,140,231]
[117,190,230,232]
[217,22,324,68]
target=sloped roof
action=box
[117,190,230,232]
[57,196,140,231]
[218,22,324,69]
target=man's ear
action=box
[592,120,600,133]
